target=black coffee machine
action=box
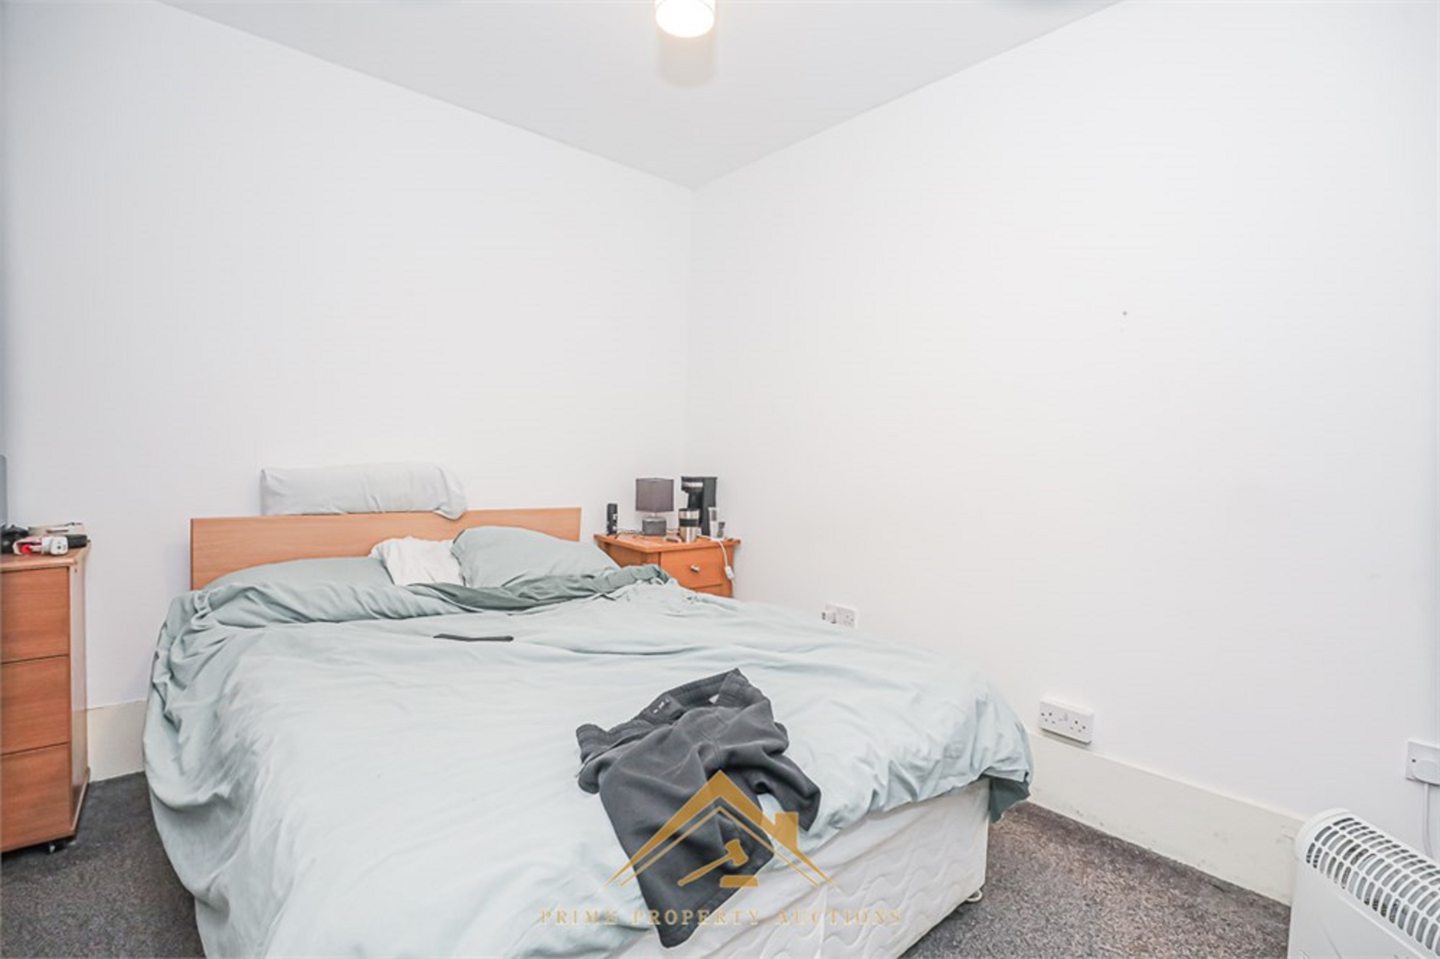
[678,476,717,541]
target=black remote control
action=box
[434,634,514,643]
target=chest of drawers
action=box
[1,547,89,851]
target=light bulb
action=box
[655,0,715,39]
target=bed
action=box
[145,508,1032,957]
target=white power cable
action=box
[716,538,735,581]
[1426,783,1436,859]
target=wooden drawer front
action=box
[2,567,70,662]
[601,543,655,568]
[1,658,71,754]
[1,745,73,850]
[660,549,726,589]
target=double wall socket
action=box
[822,604,858,628]
[1038,698,1095,744]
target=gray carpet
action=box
[1,774,1289,958]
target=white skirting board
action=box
[85,703,1302,903]
[1026,731,1303,904]
[87,700,147,782]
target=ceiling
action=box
[170,0,1117,188]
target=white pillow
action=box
[260,463,467,519]
[369,537,464,586]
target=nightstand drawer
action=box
[1,567,70,662]
[1,658,72,754]
[0,746,74,849]
[660,550,726,589]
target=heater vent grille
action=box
[1302,814,1440,956]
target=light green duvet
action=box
[145,573,1032,957]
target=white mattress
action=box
[616,780,990,958]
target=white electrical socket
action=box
[1407,739,1440,785]
[1038,698,1094,744]
[821,604,858,628]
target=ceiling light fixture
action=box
[655,0,715,39]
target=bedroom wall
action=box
[2,1,691,722]
[685,0,1438,899]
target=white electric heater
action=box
[1289,809,1440,958]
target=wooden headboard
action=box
[190,507,582,589]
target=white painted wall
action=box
[1,1,691,709]
[687,0,1439,861]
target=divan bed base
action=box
[615,780,990,958]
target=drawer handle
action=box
[690,564,701,573]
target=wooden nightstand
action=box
[1,547,89,852]
[594,534,740,597]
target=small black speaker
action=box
[606,503,618,535]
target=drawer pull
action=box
[690,564,701,574]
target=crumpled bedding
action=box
[145,573,1032,957]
